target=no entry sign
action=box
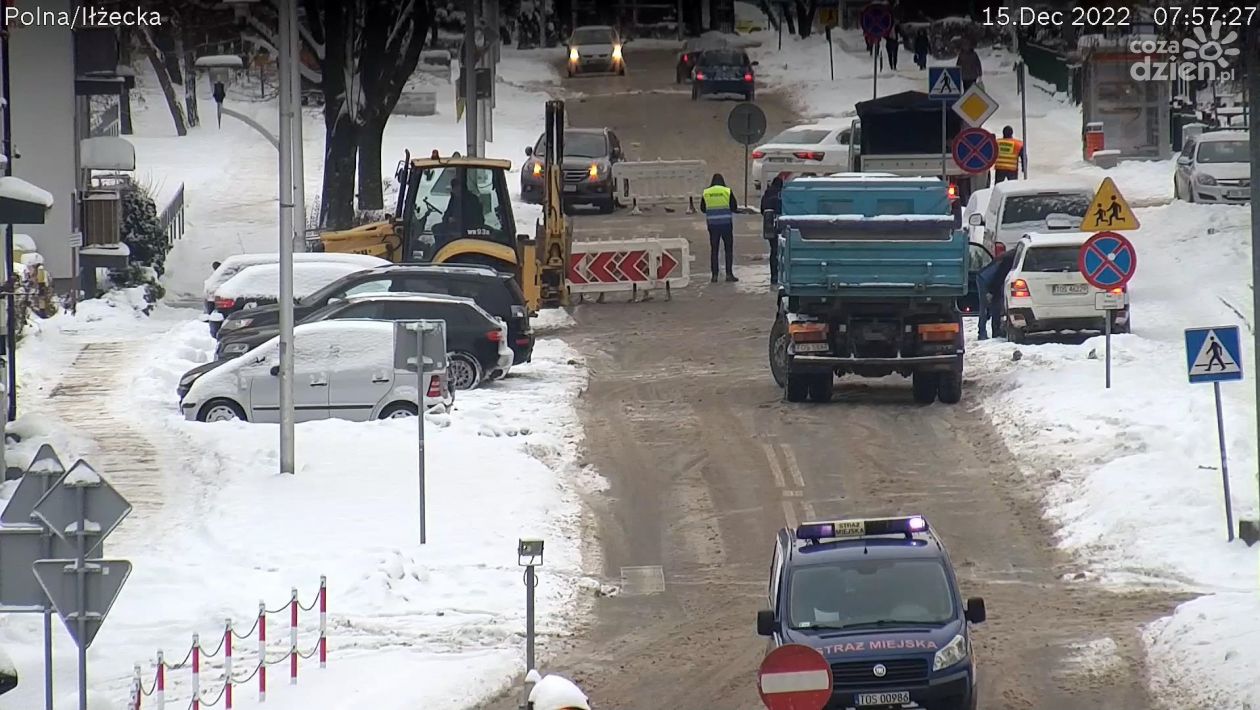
[952,128,997,175]
[1078,231,1137,289]
[758,644,833,710]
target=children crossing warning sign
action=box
[1185,326,1243,384]
[1080,177,1140,232]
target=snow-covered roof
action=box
[344,292,477,306]
[195,54,245,69]
[991,179,1095,198]
[1196,130,1248,142]
[14,233,36,252]
[204,252,389,298]
[1021,231,1094,247]
[215,262,370,301]
[0,176,54,207]
[81,136,136,171]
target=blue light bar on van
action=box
[795,515,929,541]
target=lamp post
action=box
[517,537,544,707]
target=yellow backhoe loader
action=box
[314,100,573,313]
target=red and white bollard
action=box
[258,602,267,703]
[289,587,298,685]
[131,664,142,710]
[155,651,165,709]
[224,619,233,710]
[318,576,327,669]
[191,634,201,710]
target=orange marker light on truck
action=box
[788,322,829,342]
[917,323,960,341]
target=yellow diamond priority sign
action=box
[1079,177,1140,232]
[951,84,998,128]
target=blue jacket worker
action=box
[976,248,1019,340]
[760,176,784,285]
[700,173,740,282]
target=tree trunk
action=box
[321,114,358,229]
[139,27,188,137]
[356,118,386,211]
[118,27,134,134]
[174,23,199,128]
[795,0,815,38]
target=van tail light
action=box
[744,72,754,81]
[994,242,1007,256]
[426,376,443,399]
[794,151,825,161]
[917,322,960,342]
[948,183,959,201]
[751,150,765,159]
[1011,279,1030,298]
[214,297,236,310]
[486,330,504,342]
[787,322,828,343]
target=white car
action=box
[202,253,387,332]
[969,180,1095,254]
[566,25,625,77]
[961,187,992,247]
[181,320,454,423]
[1173,129,1250,203]
[1001,232,1131,343]
[751,121,854,198]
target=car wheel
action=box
[1006,323,1026,344]
[769,316,789,388]
[379,402,418,419]
[1187,186,1196,203]
[937,366,963,405]
[911,371,938,404]
[691,86,698,100]
[618,64,626,76]
[807,374,834,403]
[448,352,484,390]
[199,398,247,423]
[598,196,615,214]
[785,374,810,402]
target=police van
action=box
[757,515,986,709]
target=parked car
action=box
[676,34,730,83]
[520,127,625,212]
[1174,129,1250,203]
[210,261,372,325]
[691,48,757,102]
[969,180,1094,254]
[566,25,625,77]
[1001,231,1131,343]
[202,253,387,335]
[223,292,512,389]
[216,264,534,364]
[750,120,853,198]
[962,187,992,244]
[179,320,454,423]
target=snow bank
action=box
[213,262,369,301]
[1145,593,1260,708]
[0,176,54,207]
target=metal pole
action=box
[1019,62,1029,178]
[1,17,16,422]
[278,0,297,474]
[1248,23,1260,541]
[417,324,426,545]
[1214,381,1236,542]
[289,0,307,252]
[1104,309,1112,389]
[941,101,947,182]
[743,142,749,209]
[464,0,479,156]
[43,530,53,710]
[678,0,685,40]
[828,32,834,81]
[525,565,536,672]
[75,485,87,710]
[871,38,878,99]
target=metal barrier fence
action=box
[158,184,186,245]
[612,160,708,213]
[129,577,326,710]
[568,237,691,301]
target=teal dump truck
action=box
[767,175,984,404]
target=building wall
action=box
[9,0,77,282]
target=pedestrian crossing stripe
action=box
[930,70,961,97]
[1080,177,1140,232]
[1184,326,1244,384]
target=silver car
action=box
[180,320,454,423]
[1174,129,1250,204]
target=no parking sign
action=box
[952,128,997,175]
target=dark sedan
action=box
[676,34,730,83]
[691,49,757,101]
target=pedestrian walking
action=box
[994,125,1025,183]
[913,30,930,70]
[760,176,785,284]
[885,25,900,70]
[956,38,982,89]
[701,173,739,282]
[975,247,1018,340]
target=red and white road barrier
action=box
[567,237,692,299]
[130,577,327,710]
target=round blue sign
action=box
[952,128,997,175]
[860,4,892,37]
[1078,231,1137,289]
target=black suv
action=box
[520,127,625,212]
[216,264,534,364]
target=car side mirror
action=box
[756,609,776,636]
[965,597,987,624]
[525,146,534,157]
[270,364,280,376]
[1176,155,1191,165]
[327,296,345,305]
[968,213,984,227]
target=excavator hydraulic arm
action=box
[537,99,571,309]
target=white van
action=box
[968,180,1095,254]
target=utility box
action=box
[81,190,121,246]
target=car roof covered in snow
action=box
[1196,129,1248,142]
[193,321,400,388]
[343,291,479,306]
[215,262,371,301]
[1019,231,1094,248]
[990,179,1095,199]
[204,253,388,297]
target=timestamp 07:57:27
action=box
[981,5,1258,28]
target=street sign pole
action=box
[871,38,878,100]
[1214,380,1236,541]
[1104,308,1112,389]
[416,323,426,546]
[74,484,87,710]
[1185,325,1245,542]
[1018,61,1029,178]
[941,101,947,182]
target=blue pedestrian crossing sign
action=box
[1185,326,1244,384]
[928,67,963,101]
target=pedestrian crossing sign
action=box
[1080,177,1140,232]
[927,67,963,101]
[1185,326,1243,384]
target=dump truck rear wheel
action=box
[769,316,788,388]
[912,371,939,404]
[937,367,963,405]
[785,374,810,402]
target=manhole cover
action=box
[619,565,666,595]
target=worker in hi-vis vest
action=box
[994,126,1025,183]
[700,173,740,283]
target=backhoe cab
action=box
[316,153,543,310]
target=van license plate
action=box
[1052,284,1089,295]
[856,691,911,706]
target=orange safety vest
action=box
[995,138,1023,172]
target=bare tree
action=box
[138,25,188,136]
